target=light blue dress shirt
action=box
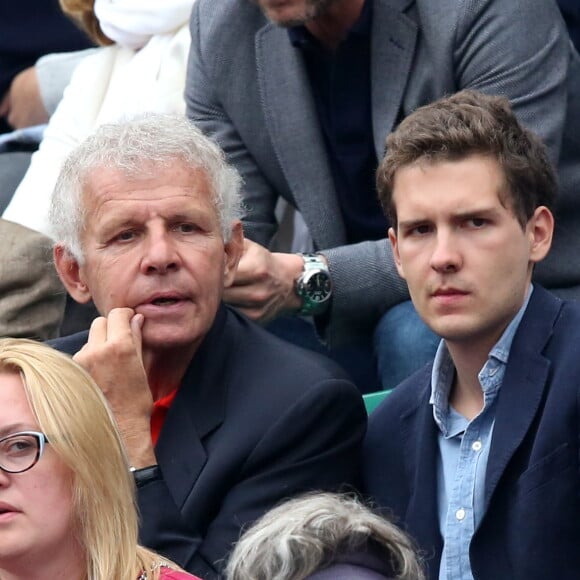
[431,287,533,580]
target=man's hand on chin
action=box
[73,307,156,467]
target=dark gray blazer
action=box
[187,0,580,344]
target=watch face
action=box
[304,271,332,303]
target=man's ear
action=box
[223,221,244,287]
[53,245,92,304]
[388,226,406,279]
[528,206,554,264]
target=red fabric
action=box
[150,388,178,445]
[160,569,202,579]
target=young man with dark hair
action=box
[363,90,580,579]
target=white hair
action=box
[49,113,243,261]
[225,492,425,580]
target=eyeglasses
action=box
[0,431,49,474]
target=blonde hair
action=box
[226,492,425,580]
[0,338,182,580]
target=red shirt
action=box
[150,388,178,445]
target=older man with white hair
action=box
[49,113,366,579]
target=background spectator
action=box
[3,0,194,235]
[226,492,424,580]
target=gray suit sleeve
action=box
[186,4,278,248]
[453,0,569,167]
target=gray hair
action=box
[49,113,243,261]
[225,492,425,580]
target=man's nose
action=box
[141,231,181,274]
[429,230,462,273]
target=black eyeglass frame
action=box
[0,431,49,474]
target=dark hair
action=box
[377,90,557,228]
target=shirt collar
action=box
[488,285,533,365]
[430,284,534,432]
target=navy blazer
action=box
[362,286,580,579]
[52,305,367,579]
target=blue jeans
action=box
[374,300,440,390]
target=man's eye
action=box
[175,223,197,233]
[117,231,135,241]
[467,218,487,228]
[410,224,432,236]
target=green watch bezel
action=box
[295,253,333,315]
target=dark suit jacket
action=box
[362,286,580,579]
[52,305,366,579]
[558,0,580,51]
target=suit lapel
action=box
[256,24,345,249]
[484,287,561,507]
[155,307,230,508]
[402,371,443,577]
[371,0,418,157]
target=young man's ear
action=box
[53,245,92,304]
[528,206,554,264]
[223,221,244,287]
[388,227,406,279]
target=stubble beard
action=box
[253,0,342,27]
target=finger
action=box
[232,251,259,284]
[233,247,271,285]
[72,344,90,367]
[105,307,136,341]
[130,313,144,359]
[86,316,108,344]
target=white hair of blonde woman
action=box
[49,113,243,262]
[0,338,183,580]
[225,492,425,580]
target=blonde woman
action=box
[0,338,200,580]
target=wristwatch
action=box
[130,465,162,488]
[295,253,333,316]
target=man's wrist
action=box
[119,422,157,468]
